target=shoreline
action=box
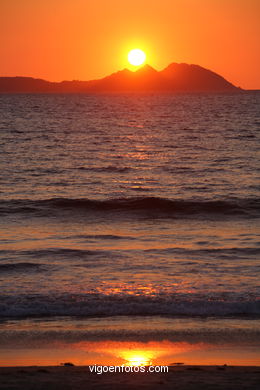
[1,316,259,367]
[0,365,259,390]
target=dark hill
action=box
[0,77,56,93]
[161,63,238,92]
[0,63,241,93]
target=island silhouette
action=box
[0,63,241,93]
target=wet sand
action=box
[0,365,259,390]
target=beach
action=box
[1,365,260,390]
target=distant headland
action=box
[0,63,242,93]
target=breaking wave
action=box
[1,196,259,218]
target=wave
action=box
[144,247,260,258]
[0,293,259,318]
[1,196,259,218]
[2,246,259,263]
[76,166,133,173]
[66,234,136,241]
[19,248,112,258]
[0,262,43,272]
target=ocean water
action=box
[0,92,259,365]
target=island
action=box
[0,63,242,93]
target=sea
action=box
[0,92,259,366]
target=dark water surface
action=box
[0,92,259,365]
[0,93,259,317]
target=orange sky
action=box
[0,0,259,89]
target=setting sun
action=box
[128,49,146,66]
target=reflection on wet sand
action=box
[2,339,259,367]
[71,340,204,366]
[1,316,259,367]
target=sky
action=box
[0,0,259,89]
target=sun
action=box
[128,49,146,66]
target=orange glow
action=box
[0,0,259,88]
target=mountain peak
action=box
[160,62,239,92]
[134,64,157,73]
